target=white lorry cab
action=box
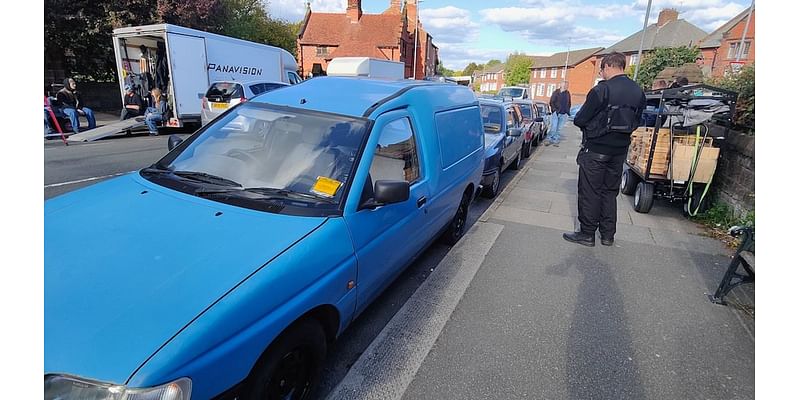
[325,57,405,80]
[111,24,300,130]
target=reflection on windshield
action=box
[480,105,503,134]
[165,103,367,203]
[518,104,532,118]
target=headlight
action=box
[44,374,191,400]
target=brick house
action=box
[593,9,708,79]
[529,48,603,105]
[698,7,755,78]
[476,64,504,92]
[296,0,437,79]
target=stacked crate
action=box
[626,127,720,183]
[627,127,671,177]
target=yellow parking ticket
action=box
[311,176,342,198]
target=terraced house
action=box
[529,48,603,105]
[296,0,437,79]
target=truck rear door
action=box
[167,33,208,118]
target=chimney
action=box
[347,0,362,22]
[386,0,402,14]
[657,8,679,27]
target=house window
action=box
[537,83,544,96]
[728,41,751,59]
[316,46,328,57]
[550,68,558,78]
[540,69,546,78]
[561,68,566,78]
[630,53,639,66]
[546,83,556,97]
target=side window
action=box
[370,118,420,184]
[249,83,265,96]
[506,109,516,130]
[288,72,301,85]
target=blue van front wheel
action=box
[441,192,470,245]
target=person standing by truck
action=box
[563,52,645,247]
[120,84,143,120]
[545,81,571,146]
[56,78,97,134]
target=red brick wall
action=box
[298,44,338,78]
[713,9,755,77]
[530,58,597,105]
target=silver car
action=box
[200,81,289,126]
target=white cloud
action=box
[629,0,750,31]
[420,6,481,45]
[267,0,346,22]
[438,47,513,71]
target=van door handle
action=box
[417,196,427,208]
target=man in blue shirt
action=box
[546,81,571,146]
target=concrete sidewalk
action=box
[331,123,754,400]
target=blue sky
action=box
[267,0,751,70]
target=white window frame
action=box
[630,53,639,66]
[728,41,751,59]
[540,69,546,78]
[550,68,558,78]
[537,83,544,96]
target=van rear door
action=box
[167,33,208,118]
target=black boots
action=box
[563,231,595,247]
[600,237,614,246]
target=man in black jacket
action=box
[56,78,97,134]
[546,81,571,146]
[564,52,646,247]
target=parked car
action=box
[568,103,583,120]
[200,80,289,126]
[44,77,484,400]
[496,86,531,100]
[533,100,552,136]
[512,99,546,158]
[479,99,525,198]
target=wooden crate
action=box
[627,127,671,176]
[670,142,720,183]
[627,128,719,182]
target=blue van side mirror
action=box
[168,135,183,151]
[362,180,410,209]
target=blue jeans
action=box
[145,109,163,134]
[62,107,96,134]
[547,113,568,143]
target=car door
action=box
[343,111,431,314]
[502,106,520,164]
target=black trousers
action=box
[576,149,626,237]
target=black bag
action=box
[584,83,641,139]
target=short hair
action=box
[601,52,626,70]
[675,76,689,86]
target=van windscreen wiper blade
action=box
[244,187,335,203]
[173,171,242,188]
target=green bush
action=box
[692,201,754,231]
[707,64,755,134]
[632,46,700,89]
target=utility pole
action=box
[563,37,571,81]
[633,0,653,81]
[736,0,755,62]
[412,0,425,79]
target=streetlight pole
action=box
[412,0,425,79]
[563,37,571,80]
[633,0,653,81]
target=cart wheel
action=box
[620,168,639,195]
[683,185,711,216]
[634,182,654,213]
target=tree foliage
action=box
[632,46,700,89]
[504,52,533,86]
[708,64,755,134]
[462,62,480,77]
[486,59,502,67]
[437,64,456,77]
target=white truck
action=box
[66,24,301,142]
[325,57,405,80]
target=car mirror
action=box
[507,128,523,137]
[534,117,544,123]
[361,180,410,209]
[168,135,183,151]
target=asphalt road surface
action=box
[44,131,542,398]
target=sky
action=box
[276,0,745,70]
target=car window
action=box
[480,105,503,134]
[249,83,266,96]
[518,103,533,119]
[206,82,244,101]
[506,109,516,129]
[497,88,524,98]
[370,118,420,184]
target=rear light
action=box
[201,96,208,110]
[240,97,247,103]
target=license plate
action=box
[211,102,228,110]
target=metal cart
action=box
[620,84,738,215]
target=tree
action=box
[504,52,533,86]
[708,64,755,133]
[220,0,299,54]
[437,64,456,77]
[462,62,480,77]
[486,59,502,67]
[631,46,700,89]
[157,0,226,33]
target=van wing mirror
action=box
[507,128,523,137]
[168,135,183,151]
[362,180,410,209]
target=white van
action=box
[112,24,301,129]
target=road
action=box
[43,131,541,398]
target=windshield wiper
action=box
[173,171,242,188]
[244,187,335,203]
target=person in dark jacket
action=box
[56,78,96,134]
[564,52,646,247]
[144,88,168,135]
[545,81,571,146]
[120,84,143,120]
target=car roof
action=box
[252,77,463,118]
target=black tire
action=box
[620,168,640,195]
[482,170,501,198]
[522,141,531,158]
[633,181,655,213]
[245,319,327,400]
[441,192,471,245]
[509,151,522,170]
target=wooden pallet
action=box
[627,127,719,183]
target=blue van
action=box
[44,77,484,400]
